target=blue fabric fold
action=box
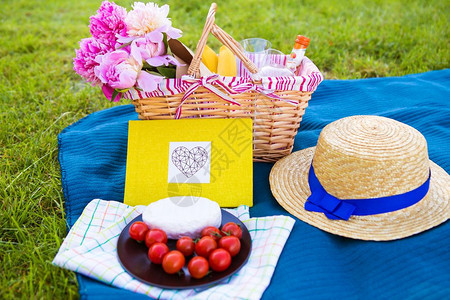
[305,164,431,220]
[58,70,450,299]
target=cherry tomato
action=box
[195,236,217,258]
[201,226,222,241]
[145,229,168,248]
[221,222,242,239]
[218,235,241,257]
[148,242,169,264]
[176,236,195,256]
[208,248,231,272]
[162,250,185,274]
[129,221,149,241]
[188,256,209,279]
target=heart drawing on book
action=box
[172,146,208,178]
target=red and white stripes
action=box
[123,55,323,100]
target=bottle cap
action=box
[294,35,310,49]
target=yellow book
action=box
[124,118,253,207]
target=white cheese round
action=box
[142,196,222,239]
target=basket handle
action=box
[187,3,259,77]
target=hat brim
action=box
[269,147,450,241]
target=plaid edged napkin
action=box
[53,199,295,299]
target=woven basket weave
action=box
[130,3,321,162]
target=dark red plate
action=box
[117,210,252,289]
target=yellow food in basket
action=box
[217,46,237,76]
[201,45,218,73]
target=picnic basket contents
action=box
[74,2,323,162]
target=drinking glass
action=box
[240,38,272,53]
[240,38,272,69]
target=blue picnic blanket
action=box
[58,70,450,299]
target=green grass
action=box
[0,0,448,298]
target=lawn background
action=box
[0,0,448,298]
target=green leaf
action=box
[147,70,163,77]
[142,61,155,70]
[156,66,176,78]
[111,89,121,101]
[162,33,169,53]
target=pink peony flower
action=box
[89,1,127,47]
[125,2,170,36]
[129,26,183,67]
[131,36,165,62]
[94,49,164,101]
[129,33,165,67]
[94,50,139,89]
[73,37,112,85]
[122,2,182,40]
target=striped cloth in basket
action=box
[124,56,323,100]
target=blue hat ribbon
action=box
[305,164,431,221]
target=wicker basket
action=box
[129,3,322,162]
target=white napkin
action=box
[53,199,294,299]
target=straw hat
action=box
[269,115,449,241]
